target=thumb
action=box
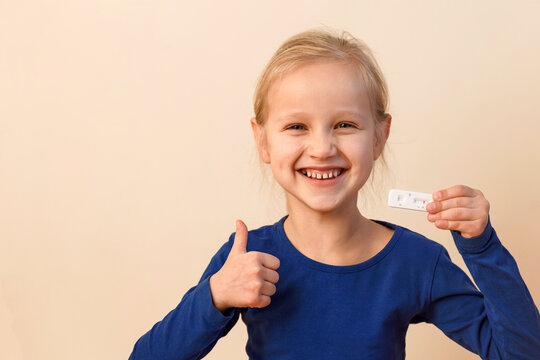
[230,219,248,256]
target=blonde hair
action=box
[252,27,393,212]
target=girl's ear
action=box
[373,114,392,160]
[250,117,271,164]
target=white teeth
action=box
[300,168,344,179]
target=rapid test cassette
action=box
[388,189,434,212]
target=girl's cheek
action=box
[274,147,301,165]
[273,135,303,153]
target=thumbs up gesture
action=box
[209,220,281,313]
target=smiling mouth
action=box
[298,168,346,180]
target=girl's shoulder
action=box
[358,220,448,280]
[219,218,282,253]
[244,217,286,252]
[372,218,447,261]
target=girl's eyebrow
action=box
[277,112,309,123]
[277,110,366,122]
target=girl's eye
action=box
[287,124,305,130]
[286,123,356,131]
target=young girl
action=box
[129,28,540,359]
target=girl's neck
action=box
[283,196,378,265]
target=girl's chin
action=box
[283,186,359,213]
[300,198,346,213]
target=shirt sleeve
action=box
[421,216,540,359]
[128,233,241,360]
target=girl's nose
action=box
[307,132,338,159]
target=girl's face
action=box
[251,60,390,214]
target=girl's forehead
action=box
[273,60,365,90]
[266,61,371,121]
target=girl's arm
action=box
[128,235,240,360]
[422,185,540,359]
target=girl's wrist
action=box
[209,273,229,313]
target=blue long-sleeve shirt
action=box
[129,215,540,359]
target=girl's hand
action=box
[209,219,280,312]
[426,185,490,238]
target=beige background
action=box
[1,1,539,359]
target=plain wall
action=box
[1,1,539,359]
